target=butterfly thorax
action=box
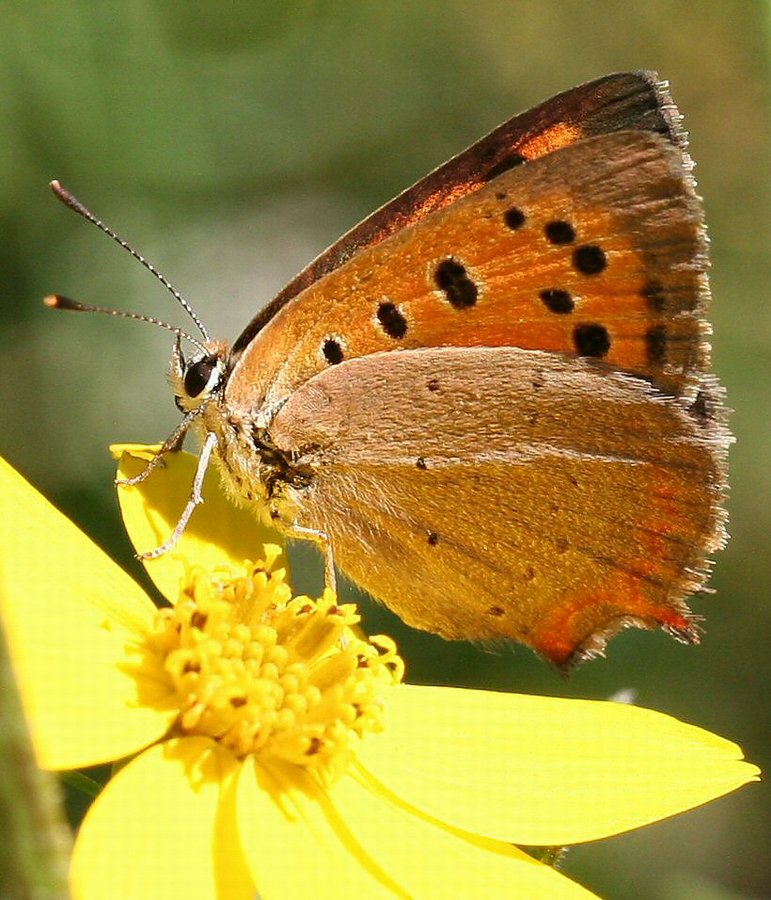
[207,396,311,498]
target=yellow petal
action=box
[0,456,175,769]
[340,761,596,897]
[71,737,253,900]
[236,756,593,898]
[237,757,397,899]
[357,685,760,846]
[112,444,286,604]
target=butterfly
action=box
[49,71,729,668]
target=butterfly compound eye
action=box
[183,355,221,400]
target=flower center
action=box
[144,546,403,772]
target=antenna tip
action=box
[44,294,78,310]
[49,180,82,211]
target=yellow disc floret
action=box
[143,546,403,777]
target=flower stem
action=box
[0,614,72,897]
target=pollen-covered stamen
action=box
[143,548,403,773]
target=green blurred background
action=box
[1,1,768,897]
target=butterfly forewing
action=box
[231,71,684,356]
[228,131,709,416]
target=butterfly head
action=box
[170,337,230,413]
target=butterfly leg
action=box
[116,408,199,487]
[135,430,218,559]
[287,523,337,595]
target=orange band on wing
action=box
[518,122,584,160]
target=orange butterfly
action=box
[49,71,728,667]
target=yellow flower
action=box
[0,450,759,899]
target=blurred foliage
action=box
[1,1,769,897]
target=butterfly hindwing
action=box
[268,345,727,666]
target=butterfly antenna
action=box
[43,294,208,354]
[49,179,211,342]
